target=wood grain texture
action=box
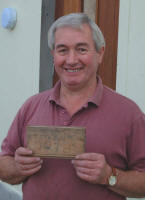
[55,0,83,19]
[96,0,120,90]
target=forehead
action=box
[54,24,94,47]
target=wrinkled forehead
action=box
[53,24,96,51]
[54,24,93,42]
[54,24,93,41]
[55,23,92,34]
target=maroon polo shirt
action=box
[1,77,145,200]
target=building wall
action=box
[0,0,42,144]
[117,2,145,198]
[116,0,145,114]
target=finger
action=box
[15,156,41,165]
[76,167,95,176]
[18,160,43,170]
[15,147,32,156]
[20,165,42,176]
[76,170,93,183]
[75,153,103,161]
[72,159,97,169]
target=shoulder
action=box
[18,88,53,117]
[102,86,144,120]
[25,89,53,104]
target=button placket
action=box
[63,121,68,126]
[59,108,71,126]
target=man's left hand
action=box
[72,152,112,185]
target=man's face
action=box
[52,24,104,89]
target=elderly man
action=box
[0,13,145,200]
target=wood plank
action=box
[96,0,120,90]
[55,0,83,18]
[95,0,99,22]
[63,0,82,15]
[55,0,64,19]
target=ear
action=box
[98,46,105,64]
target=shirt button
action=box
[63,121,68,126]
[60,110,65,115]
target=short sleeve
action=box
[0,97,33,156]
[127,114,145,171]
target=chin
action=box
[62,77,79,84]
[64,80,85,89]
[66,81,79,86]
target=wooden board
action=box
[27,126,86,158]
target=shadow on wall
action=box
[0,181,22,200]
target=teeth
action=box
[66,69,81,72]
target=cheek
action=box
[54,56,65,67]
[79,55,92,65]
[82,56,97,67]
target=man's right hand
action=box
[15,147,43,177]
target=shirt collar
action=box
[87,76,103,107]
[48,76,104,107]
[48,80,61,104]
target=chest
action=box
[23,104,128,169]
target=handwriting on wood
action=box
[27,126,86,158]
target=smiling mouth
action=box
[64,68,82,73]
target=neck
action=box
[60,80,97,115]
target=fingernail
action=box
[27,149,32,153]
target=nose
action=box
[66,50,78,65]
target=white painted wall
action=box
[117,1,145,199]
[0,0,42,195]
[0,0,42,145]
[117,0,145,114]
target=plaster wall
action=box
[0,0,42,144]
[117,0,145,114]
[117,2,145,198]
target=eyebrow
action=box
[76,43,89,48]
[55,44,66,49]
[55,43,89,49]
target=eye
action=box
[77,48,88,55]
[56,48,68,55]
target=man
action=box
[0,13,145,200]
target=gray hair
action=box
[48,13,105,52]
